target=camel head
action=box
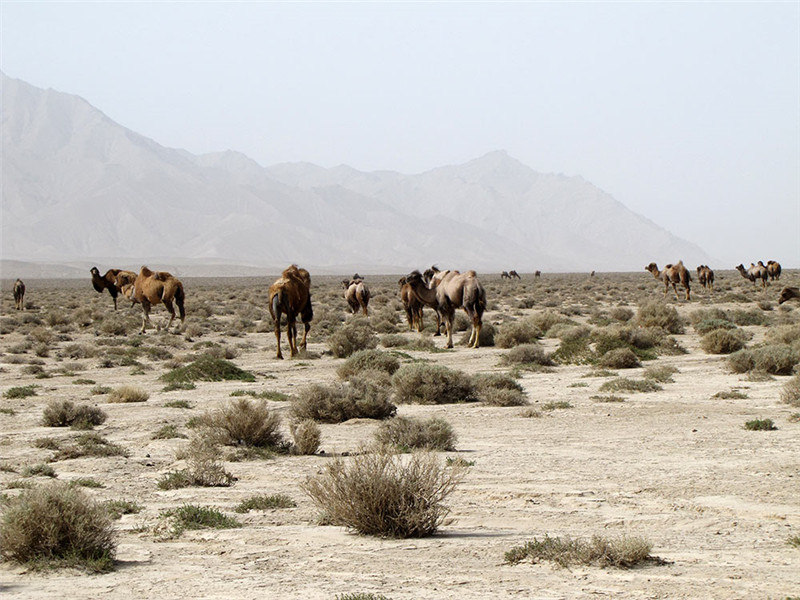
[398,277,407,287]
[352,273,361,280]
[696,266,702,274]
[778,287,799,304]
[645,263,658,275]
[90,266,100,277]
[735,264,746,272]
[406,270,425,287]
[758,261,766,267]
[342,279,351,289]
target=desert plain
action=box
[0,270,798,600]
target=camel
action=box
[736,263,768,289]
[12,279,25,310]
[404,269,486,349]
[501,271,511,280]
[342,278,370,316]
[696,265,715,292]
[590,271,596,277]
[124,266,186,334]
[509,270,521,279]
[90,267,137,310]
[268,265,313,359]
[399,276,424,332]
[767,260,782,281]
[534,270,541,278]
[778,287,799,304]
[645,261,691,301]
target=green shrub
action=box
[302,450,466,537]
[160,505,241,536]
[160,354,255,384]
[41,400,107,429]
[505,534,655,568]
[530,311,574,336]
[4,385,37,399]
[0,483,116,572]
[495,319,543,348]
[635,301,683,334]
[337,350,400,380]
[599,378,662,393]
[52,433,128,461]
[729,309,767,326]
[375,416,457,451]
[744,418,777,431]
[694,318,736,335]
[472,373,528,406]
[234,494,296,513]
[597,348,640,369]
[328,319,378,358]
[700,330,746,354]
[391,364,476,404]
[728,344,800,375]
[292,382,396,423]
[103,499,143,520]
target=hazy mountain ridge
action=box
[1,73,712,273]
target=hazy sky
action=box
[2,2,798,265]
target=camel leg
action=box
[288,319,298,357]
[434,311,442,336]
[274,311,284,360]
[417,309,424,333]
[362,304,368,317]
[300,321,310,350]
[671,283,679,301]
[163,299,176,331]
[444,314,454,349]
[472,320,482,349]
[140,301,152,334]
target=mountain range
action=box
[1,72,712,276]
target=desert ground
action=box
[1,269,798,600]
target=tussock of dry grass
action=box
[375,416,457,451]
[290,419,322,455]
[391,364,476,404]
[107,386,149,403]
[41,400,107,429]
[505,534,655,568]
[292,381,396,423]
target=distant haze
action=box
[1,2,798,266]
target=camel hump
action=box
[140,266,153,277]
[465,270,477,277]
[664,264,673,269]
[282,264,300,278]
[154,271,171,281]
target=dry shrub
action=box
[599,378,662,393]
[391,364,476,404]
[328,319,378,358]
[643,365,678,383]
[375,416,457,451]
[635,301,684,334]
[160,434,235,489]
[108,386,149,403]
[530,311,574,336]
[41,400,107,429]
[337,350,400,380]
[766,324,800,345]
[292,382,396,423]
[51,433,129,461]
[472,373,528,406]
[781,373,800,407]
[290,419,322,455]
[199,399,284,448]
[610,307,634,322]
[694,318,736,335]
[505,534,655,568]
[0,482,116,572]
[700,329,746,354]
[500,344,555,368]
[234,494,296,513]
[302,449,466,537]
[495,319,543,348]
[728,344,800,375]
[597,347,641,369]
[729,309,767,326]
[458,321,495,346]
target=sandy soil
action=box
[0,272,798,599]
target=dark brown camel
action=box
[399,276,424,332]
[767,260,782,281]
[342,278,370,316]
[778,287,799,304]
[696,265,715,292]
[590,271,596,277]
[534,270,541,278]
[509,270,521,279]
[90,267,137,310]
[501,271,511,279]
[124,266,185,334]
[645,261,691,301]
[736,263,768,289]
[405,269,486,349]
[268,265,313,359]
[13,279,25,310]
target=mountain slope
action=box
[1,73,712,272]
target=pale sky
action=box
[2,2,798,266]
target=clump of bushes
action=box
[107,385,149,403]
[700,329,746,354]
[472,373,528,406]
[375,416,457,451]
[196,399,284,449]
[635,301,683,334]
[781,373,800,407]
[337,350,400,380]
[234,494,296,513]
[4,385,38,399]
[41,400,107,429]
[160,354,255,384]
[290,419,322,455]
[495,319,543,348]
[160,504,241,537]
[744,418,777,431]
[530,311,574,336]
[159,435,235,489]
[728,344,800,375]
[328,319,378,358]
[51,433,129,461]
[500,344,555,368]
[292,381,396,423]
[597,347,640,369]
[505,534,655,568]
[391,364,476,404]
[302,449,467,537]
[599,378,662,394]
[643,365,678,383]
[458,321,495,347]
[0,482,116,572]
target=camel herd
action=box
[4,261,795,360]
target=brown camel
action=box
[125,266,186,334]
[645,261,691,301]
[509,270,521,279]
[766,260,782,281]
[268,265,313,359]
[590,271,596,277]
[405,269,486,349]
[13,279,25,310]
[696,265,715,292]
[399,276,424,332]
[90,267,137,310]
[342,278,370,316]
[534,270,541,278]
[778,287,799,304]
[736,263,768,288]
[501,271,511,279]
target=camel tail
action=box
[175,282,186,320]
[270,291,281,322]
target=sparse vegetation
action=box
[41,400,107,429]
[599,378,662,393]
[392,364,476,404]
[328,319,379,358]
[4,385,38,399]
[51,433,129,461]
[290,419,322,455]
[160,504,241,536]
[500,344,555,368]
[337,349,400,380]
[744,418,777,431]
[108,385,149,403]
[375,416,457,451]
[234,494,296,513]
[103,499,143,520]
[505,534,656,568]
[472,373,528,406]
[160,354,255,384]
[292,381,396,423]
